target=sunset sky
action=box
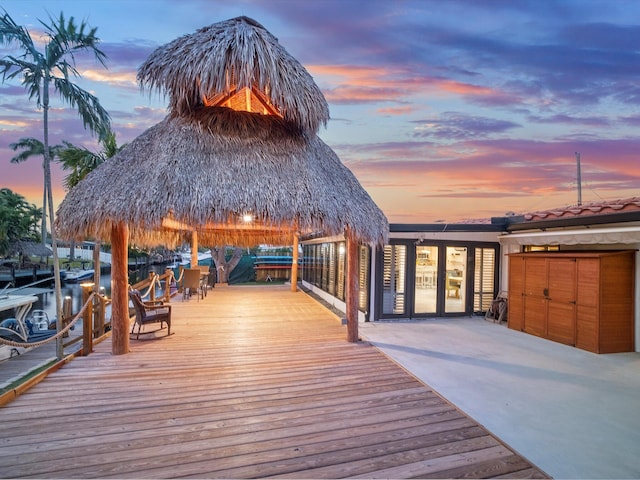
[1,0,639,224]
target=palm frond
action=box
[53,77,111,137]
[0,9,39,60]
[8,137,61,164]
[58,140,107,190]
[44,12,107,69]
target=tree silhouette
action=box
[9,137,61,247]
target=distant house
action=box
[300,197,640,353]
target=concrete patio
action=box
[360,317,640,479]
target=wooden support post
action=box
[148,272,156,301]
[95,295,106,337]
[345,228,359,343]
[111,222,130,355]
[291,234,299,292]
[191,230,198,267]
[164,268,172,303]
[81,282,94,356]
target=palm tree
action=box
[0,9,111,358]
[9,137,62,248]
[58,131,121,190]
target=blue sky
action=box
[1,0,639,223]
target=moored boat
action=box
[63,268,94,283]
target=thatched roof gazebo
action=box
[10,240,52,259]
[56,16,388,354]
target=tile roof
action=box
[523,197,640,221]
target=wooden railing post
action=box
[93,291,107,338]
[81,283,94,355]
[164,269,172,302]
[148,272,156,301]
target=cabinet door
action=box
[547,258,577,345]
[523,257,547,337]
[508,256,525,331]
[547,301,576,345]
[524,257,547,297]
[576,305,598,352]
[576,259,599,352]
[524,295,546,337]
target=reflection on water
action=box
[1,264,173,323]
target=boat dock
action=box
[0,266,54,287]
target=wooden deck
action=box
[0,285,548,478]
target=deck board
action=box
[0,285,548,478]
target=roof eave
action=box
[390,223,507,233]
[506,210,640,232]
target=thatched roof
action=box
[137,16,329,134]
[55,16,387,249]
[10,240,52,257]
[56,108,388,247]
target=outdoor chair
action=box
[182,268,204,301]
[485,293,508,324]
[198,265,210,296]
[129,289,172,339]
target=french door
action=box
[379,241,498,319]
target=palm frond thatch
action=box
[56,16,388,250]
[10,240,52,257]
[56,107,388,247]
[137,16,329,134]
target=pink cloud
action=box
[309,64,512,107]
[336,136,640,221]
[377,106,415,115]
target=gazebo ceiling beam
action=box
[250,86,281,116]
[160,216,299,234]
[204,85,281,117]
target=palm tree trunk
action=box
[42,74,64,360]
[41,177,47,246]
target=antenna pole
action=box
[575,152,582,206]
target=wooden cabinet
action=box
[508,251,635,353]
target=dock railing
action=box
[1,269,180,360]
[0,269,183,405]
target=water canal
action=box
[0,264,174,325]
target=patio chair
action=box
[182,268,204,301]
[485,293,508,324]
[198,265,210,296]
[129,289,172,339]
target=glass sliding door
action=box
[376,241,499,320]
[382,245,406,315]
[444,246,467,313]
[414,245,438,314]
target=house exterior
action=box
[300,197,640,353]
